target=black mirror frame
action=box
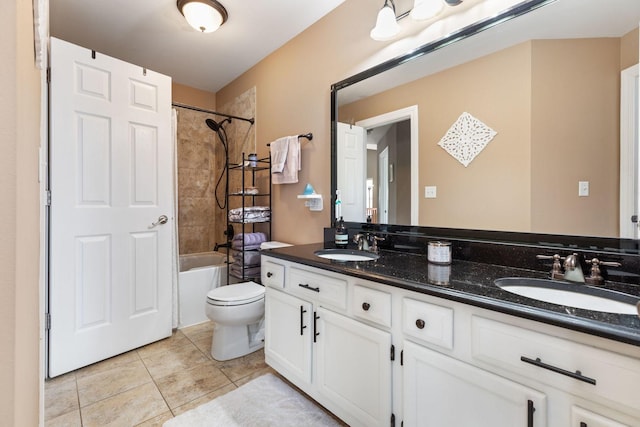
[329,0,640,255]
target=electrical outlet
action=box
[425,186,437,198]
[578,181,589,197]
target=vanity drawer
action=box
[262,259,285,289]
[289,267,347,310]
[352,284,391,328]
[471,316,640,411]
[402,298,453,350]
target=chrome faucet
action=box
[353,233,370,251]
[562,253,585,283]
[353,233,385,254]
[536,253,622,285]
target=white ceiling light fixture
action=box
[370,0,401,41]
[177,0,228,33]
[372,0,464,41]
[410,0,444,21]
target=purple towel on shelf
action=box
[231,233,267,250]
[231,250,262,267]
[230,264,261,278]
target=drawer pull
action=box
[527,400,535,427]
[362,302,371,311]
[299,305,307,336]
[520,356,596,385]
[299,283,320,293]
[416,319,426,329]
[266,272,273,278]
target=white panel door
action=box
[337,122,366,222]
[49,37,173,377]
[620,63,639,238]
[378,147,389,224]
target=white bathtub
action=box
[178,251,231,328]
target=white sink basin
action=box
[495,277,640,315]
[314,249,379,262]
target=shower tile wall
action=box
[176,107,220,254]
[176,87,257,255]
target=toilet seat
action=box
[206,281,264,306]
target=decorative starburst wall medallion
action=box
[438,112,497,167]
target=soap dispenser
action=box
[335,216,348,248]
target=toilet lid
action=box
[207,281,265,305]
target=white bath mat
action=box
[163,373,342,427]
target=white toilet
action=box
[205,281,265,361]
[205,241,291,361]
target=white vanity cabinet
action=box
[262,258,393,427]
[262,255,640,427]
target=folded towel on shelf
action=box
[272,135,300,185]
[228,206,271,223]
[231,250,262,267]
[270,137,290,173]
[230,232,267,250]
[230,264,262,278]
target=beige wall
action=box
[217,2,637,241]
[339,35,631,237]
[172,82,216,111]
[1,0,42,424]
[216,0,384,244]
[341,42,534,232]
[530,38,620,236]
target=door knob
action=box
[149,215,168,228]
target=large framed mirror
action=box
[331,0,640,251]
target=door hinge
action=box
[401,349,404,366]
[46,67,51,83]
[391,413,395,427]
[390,344,395,361]
[45,312,51,330]
[46,190,51,206]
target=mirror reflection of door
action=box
[620,63,639,239]
[379,146,390,223]
[337,122,366,222]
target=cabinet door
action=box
[315,307,392,427]
[403,341,547,427]
[264,288,312,384]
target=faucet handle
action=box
[370,235,385,253]
[585,258,622,286]
[536,254,563,280]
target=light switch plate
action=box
[578,181,589,197]
[425,186,437,198]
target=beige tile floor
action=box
[44,321,281,427]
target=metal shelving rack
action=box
[226,152,271,283]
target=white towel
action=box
[270,137,290,173]
[272,135,300,185]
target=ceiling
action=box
[50,0,346,93]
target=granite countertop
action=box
[263,242,640,347]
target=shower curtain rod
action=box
[172,102,255,125]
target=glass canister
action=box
[427,241,452,265]
[428,263,451,285]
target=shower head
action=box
[205,117,231,132]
